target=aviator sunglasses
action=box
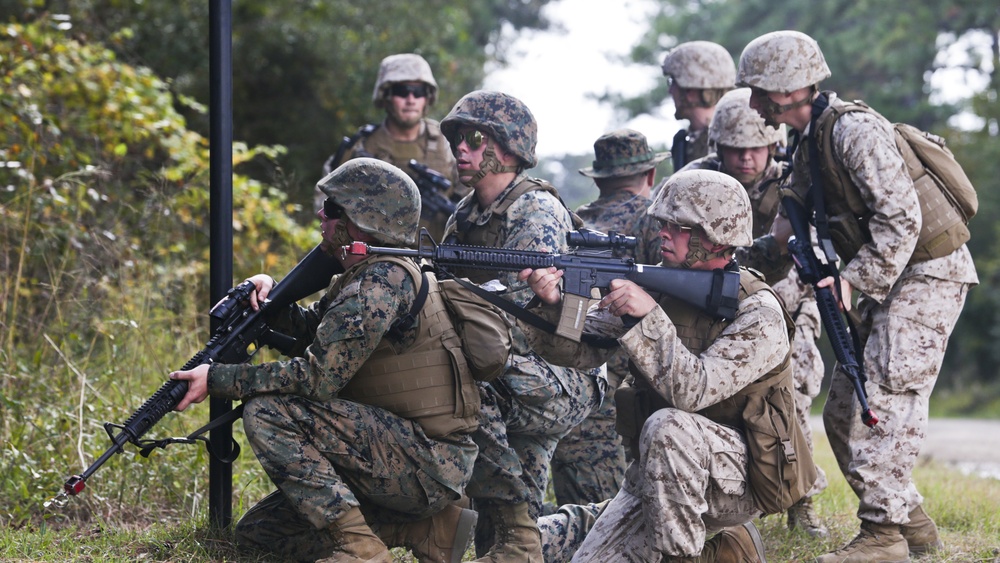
[390,83,429,99]
[450,130,485,151]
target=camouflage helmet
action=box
[372,53,439,108]
[709,88,785,148]
[316,158,421,245]
[661,41,736,90]
[647,169,752,247]
[440,90,538,168]
[737,30,831,93]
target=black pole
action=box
[208,0,234,530]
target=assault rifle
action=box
[343,228,740,342]
[408,159,457,218]
[53,245,342,503]
[783,196,878,428]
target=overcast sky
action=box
[482,0,674,158]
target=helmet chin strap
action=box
[461,139,520,188]
[681,233,729,268]
[759,87,816,127]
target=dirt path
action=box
[812,416,1000,480]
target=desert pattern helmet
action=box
[709,88,785,148]
[737,30,831,93]
[372,53,439,108]
[440,90,538,168]
[648,169,752,247]
[661,41,736,90]
[317,158,421,245]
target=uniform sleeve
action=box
[619,290,790,413]
[832,112,920,302]
[500,190,576,306]
[208,262,414,401]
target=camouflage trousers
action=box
[466,357,602,519]
[539,500,607,562]
[550,353,628,508]
[790,325,828,497]
[571,408,758,560]
[234,394,476,561]
[823,274,970,524]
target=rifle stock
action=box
[58,245,342,499]
[343,228,740,341]
[408,159,457,217]
[783,196,878,428]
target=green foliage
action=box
[0,16,307,527]
[6,0,554,212]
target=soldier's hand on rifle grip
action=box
[817,276,853,312]
[169,364,211,411]
[519,267,564,305]
[600,279,656,319]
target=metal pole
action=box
[208,0,234,530]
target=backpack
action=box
[815,98,977,262]
[385,256,513,383]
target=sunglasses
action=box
[323,199,345,221]
[390,83,429,99]
[450,129,485,151]
[659,220,692,235]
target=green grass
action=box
[2,430,997,562]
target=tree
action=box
[4,0,554,213]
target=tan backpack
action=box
[815,99,977,262]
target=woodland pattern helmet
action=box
[372,53,439,108]
[661,41,737,90]
[317,158,421,245]
[440,90,538,168]
[648,169,752,247]
[709,88,785,148]
[579,128,670,178]
[737,30,831,93]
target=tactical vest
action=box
[336,256,479,439]
[446,176,584,284]
[809,97,970,264]
[618,268,816,512]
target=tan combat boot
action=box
[317,506,394,563]
[373,504,478,563]
[787,496,830,538]
[813,520,910,563]
[473,502,542,562]
[900,505,944,556]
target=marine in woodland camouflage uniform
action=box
[439,90,603,562]
[547,129,667,512]
[172,159,479,563]
[524,170,800,561]
[684,87,830,536]
[739,30,978,562]
[319,53,466,241]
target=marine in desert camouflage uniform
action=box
[661,41,736,173]
[172,159,479,563]
[739,30,978,562]
[546,129,668,511]
[524,170,806,561]
[439,90,603,563]
[684,87,830,537]
[319,53,466,241]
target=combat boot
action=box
[372,504,478,563]
[473,502,542,562]
[813,520,910,563]
[687,521,766,562]
[900,505,944,556]
[787,496,829,538]
[317,506,394,563]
